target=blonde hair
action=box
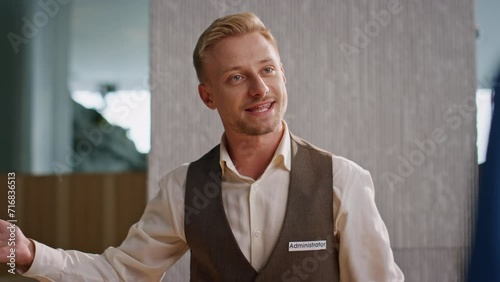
[193,12,278,83]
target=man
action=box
[0,12,404,281]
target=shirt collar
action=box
[219,120,292,177]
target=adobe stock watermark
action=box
[208,0,243,14]
[184,170,222,225]
[50,65,169,181]
[383,95,477,189]
[340,0,403,60]
[7,0,71,54]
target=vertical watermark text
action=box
[6,172,17,274]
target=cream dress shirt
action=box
[23,123,404,281]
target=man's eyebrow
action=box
[220,58,275,75]
[220,65,242,75]
[258,57,273,64]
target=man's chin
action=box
[237,120,282,136]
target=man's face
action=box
[198,32,287,136]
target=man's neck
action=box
[224,125,284,180]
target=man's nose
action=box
[249,75,269,97]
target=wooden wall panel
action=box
[0,172,147,281]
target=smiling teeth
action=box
[249,103,272,113]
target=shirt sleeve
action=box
[332,157,404,282]
[22,165,190,282]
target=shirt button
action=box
[254,230,262,238]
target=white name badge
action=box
[288,240,327,252]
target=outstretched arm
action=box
[1,165,189,281]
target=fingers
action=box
[0,220,27,248]
[0,219,11,231]
[0,223,34,267]
[0,246,12,258]
[0,236,17,264]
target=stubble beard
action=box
[231,93,287,136]
[234,103,284,136]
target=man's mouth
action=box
[246,101,275,113]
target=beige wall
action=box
[150,1,477,281]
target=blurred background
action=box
[0,0,499,281]
[1,0,149,175]
[0,1,150,280]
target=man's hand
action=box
[0,219,35,272]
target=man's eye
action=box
[263,67,274,74]
[231,75,242,81]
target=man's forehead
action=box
[206,32,280,66]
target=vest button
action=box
[254,230,262,238]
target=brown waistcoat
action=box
[184,134,340,282]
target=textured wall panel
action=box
[150,1,476,281]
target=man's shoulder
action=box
[290,134,369,177]
[158,163,191,188]
[290,134,332,157]
[195,144,221,162]
[331,155,369,177]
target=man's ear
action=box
[198,84,216,110]
[280,64,286,84]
